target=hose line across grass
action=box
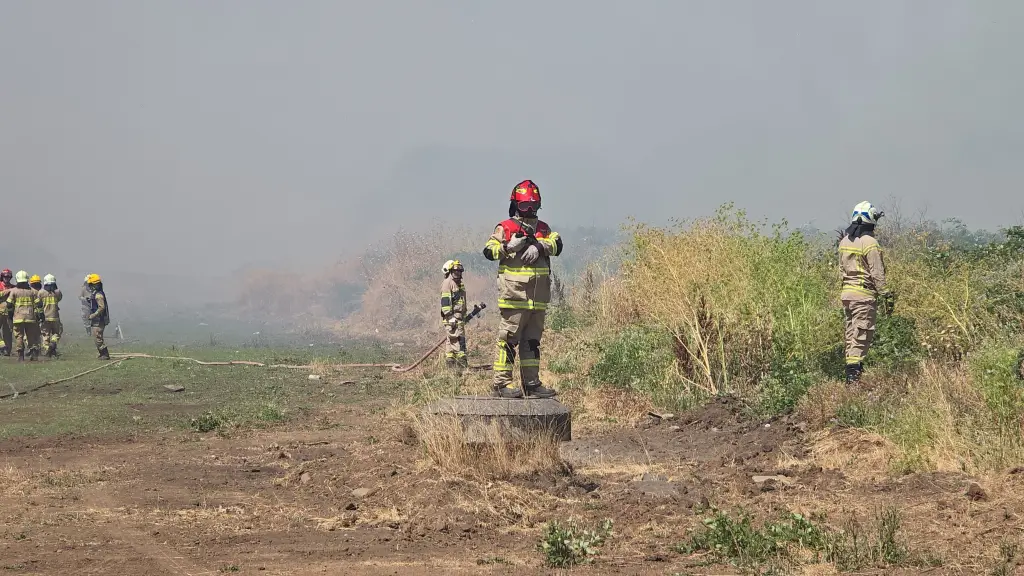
[0,337,491,401]
[0,358,128,400]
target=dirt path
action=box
[1,397,1022,574]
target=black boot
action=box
[0,346,8,357]
[17,350,24,362]
[845,363,863,384]
[46,343,57,358]
[444,357,457,371]
[523,382,558,399]
[28,348,38,362]
[491,385,524,399]
[98,347,110,360]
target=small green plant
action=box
[190,411,224,433]
[676,506,924,573]
[675,509,807,571]
[538,518,613,568]
[219,566,240,573]
[255,403,285,423]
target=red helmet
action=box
[0,269,10,278]
[511,180,541,205]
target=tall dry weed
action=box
[616,206,839,396]
[411,411,565,480]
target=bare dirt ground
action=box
[2,389,1024,575]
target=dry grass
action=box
[411,410,565,480]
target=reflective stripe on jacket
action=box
[839,234,886,300]
[482,218,563,311]
[440,277,467,324]
[8,287,41,324]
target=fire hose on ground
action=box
[0,304,490,400]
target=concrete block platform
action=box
[422,396,572,442]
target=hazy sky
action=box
[2,1,1021,276]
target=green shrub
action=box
[868,313,924,374]
[538,518,613,568]
[969,343,1024,441]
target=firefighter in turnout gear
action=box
[482,180,563,398]
[80,276,92,337]
[440,260,468,371]
[28,275,45,352]
[8,271,42,361]
[39,274,63,357]
[85,274,111,360]
[839,201,888,383]
[0,269,13,356]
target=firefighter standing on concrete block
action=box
[39,274,63,358]
[8,271,42,361]
[440,259,468,371]
[84,274,111,360]
[839,201,889,384]
[0,269,13,356]
[482,180,563,399]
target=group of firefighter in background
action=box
[0,271,111,361]
[442,182,888,399]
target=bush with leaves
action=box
[537,518,614,568]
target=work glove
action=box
[879,291,896,315]
[447,317,458,328]
[521,244,541,265]
[506,233,530,254]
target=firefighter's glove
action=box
[506,233,530,254]
[520,244,541,265]
[880,291,896,315]
[447,317,458,328]
[36,312,45,323]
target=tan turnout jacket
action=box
[839,234,886,301]
[40,288,62,321]
[7,287,41,324]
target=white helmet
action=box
[442,259,464,275]
[851,201,884,224]
[43,274,56,285]
[15,270,29,284]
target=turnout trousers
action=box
[13,321,40,354]
[445,324,467,362]
[0,315,11,352]
[492,308,545,389]
[842,298,877,366]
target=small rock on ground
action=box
[351,487,377,499]
[966,482,988,501]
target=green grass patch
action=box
[675,506,938,573]
[0,338,393,439]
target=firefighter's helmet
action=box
[442,259,464,275]
[15,271,29,284]
[86,274,102,285]
[43,274,56,285]
[511,180,541,205]
[29,275,41,285]
[851,201,884,224]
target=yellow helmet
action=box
[86,273,102,285]
[29,275,41,284]
[442,259,464,275]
